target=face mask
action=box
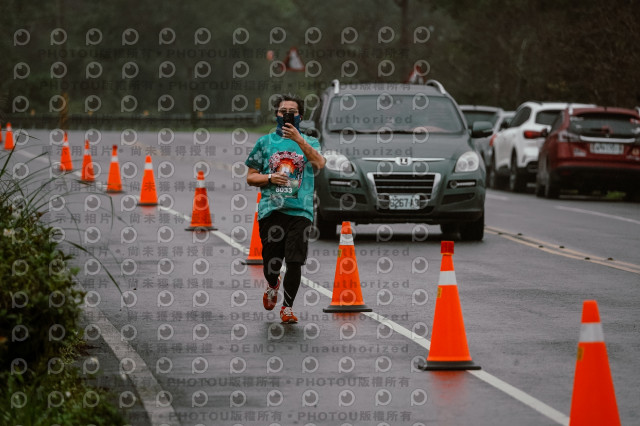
[276,115,302,137]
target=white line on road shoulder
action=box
[469,370,569,425]
[286,242,568,424]
[15,147,568,425]
[301,276,568,424]
[166,207,570,425]
[78,282,178,425]
[13,149,178,425]
[556,205,640,225]
[11,146,568,425]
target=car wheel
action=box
[313,191,336,240]
[459,213,484,241]
[488,155,506,190]
[534,175,545,197]
[485,157,493,187]
[578,187,592,196]
[315,213,336,240]
[544,177,560,199]
[508,152,527,193]
[440,223,459,236]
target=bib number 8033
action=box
[275,186,293,194]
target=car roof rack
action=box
[426,79,446,94]
[331,79,340,94]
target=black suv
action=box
[301,80,492,240]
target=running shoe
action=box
[280,306,298,323]
[263,276,280,311]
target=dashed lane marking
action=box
[486,226,640,275]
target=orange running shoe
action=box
[280,306,298,324]
[263,277,280,311]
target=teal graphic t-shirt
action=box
[245,133,321,222]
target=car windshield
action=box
[326,95,464,133]
[535,110,563,125]
[462,111,499,126]
[570,113,640,137]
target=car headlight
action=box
[455,151,480,172]
[324,150,355,175]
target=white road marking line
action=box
[253,241,568,423]
[468,370,569,425]
[157,205,248,254]
[13,148,178,424]
[13,147,569,425]
[301,276,568,424]
[556,205,640,225]
[78,281,178,425]
[122,196,573,426]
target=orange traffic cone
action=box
[569,300,620,426]
[4,123,15,150]
[242,193,263,265]
[80,140,95,183]
[419,241,480,370]
[185,171,216,231]
[137,155,158,206]
[106,145,124,193]
[59,132,73,172]
[323,221,372,313]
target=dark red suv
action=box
[536,106,640,199]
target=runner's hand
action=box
[270,172,289,186]
[282,123,302,143]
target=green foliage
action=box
[0,361,125,426]
[0,215,83,366]
[0,150,82,367]
[0,146,125,424]
[1,1,638,120]
[427,0,640,108]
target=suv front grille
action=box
[371,173,437,198]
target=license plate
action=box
[590,143,623,155]
[389,194,421,210]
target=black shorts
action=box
[258,211,312,264]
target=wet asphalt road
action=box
[7,129,640,426]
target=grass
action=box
[0,142,126,425]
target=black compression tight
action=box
[265,260,302,308]
[281,262,302,307]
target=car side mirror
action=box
[300,120,319,138]
[471,121,493,138]
[541,127,549,138]
[500,120,510,130]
